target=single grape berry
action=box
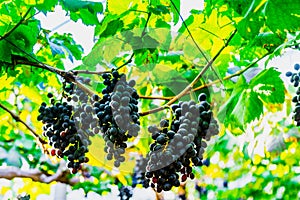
[286,71,293,77]
[47,93,53,98]
[198,93,207,102]
[295,63,300,71]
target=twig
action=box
[73,69,111,75]
[140,29,237,116]
[0,7,32,41]
[142,12,152,36]
[0,103,47,146]
[129,9,149,14]
[116,53,135,70]
[139,95,173,100]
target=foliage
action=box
[0,0,300,199]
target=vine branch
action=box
[73,69,111,75]
[0,162,78,185]
[0,103,47,146]
[14,60,95,96]
[140,29,237,116]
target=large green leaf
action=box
[83,37,123,66]
[265,0,300,33]
[218,68,284,131]
[237,0,264,40]
[0,20,40,62]
[249,68,285,104]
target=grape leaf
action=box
[249,68,285,104]
[61,0,103,25]
[219,68,284,131]
[265,0,300,33]
[218,77,259,131]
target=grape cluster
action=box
[132,155,149,188]
[94,70,140,167]
[118,186,133,200]
[37,90,90,173]
[144,93,219,192]
[286,63,300,126]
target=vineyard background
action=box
[0,0,300,199]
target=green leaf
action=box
[265,0,300,33]
[107,0,135,13]
[170,0,180,24]
[226,0,253,16]
[218,76,264,131]
[148,4,169,15]
[249,68,285,104]
[61,0,103,25]
[100,19,124,38]
[142,34,159,49]
[61,0,103,12]
[219,68,284,131]
[83,36,123,66]
[0,20,40,62]
[231,90,263,130]
[237,7,264,39]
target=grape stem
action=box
[0,102,47,149]
[139,95,173,100]
[139,29,237,116]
